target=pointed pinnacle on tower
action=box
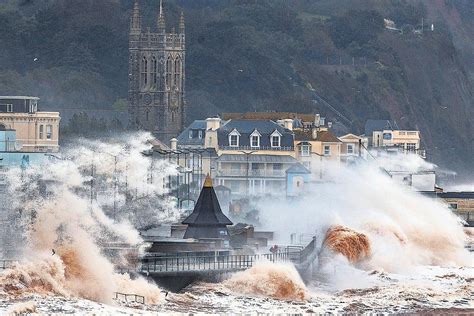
[179,11,185,34]
[158,0,166,33]
[130,0,141,35]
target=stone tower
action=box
[128,0,186,142]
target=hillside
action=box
[0,0,472,174]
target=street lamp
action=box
[239,150,256,196]
[310,151,324,180]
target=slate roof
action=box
[286,163,311,174]
[182,177,233,227]
[177,120,206,146]
[217,119,294,148]
[364,120,399,135]
[294,130,341,143]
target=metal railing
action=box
[140,251,292,274]
[220,146,294,152]
[215,169,286,177]
[114,292,145,304]
[0,259,16,270]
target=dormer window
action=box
[229,129,240,147]
[188,130,193,139]
[198,130,203,139]
[250,129,261,148]
[270,130,282,148]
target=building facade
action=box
[294,126,342,180]
[338,133,368,163]
[364,119,424,157]
[128,0,186,142]
[0,96,60,153]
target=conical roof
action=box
[182,175,232,226]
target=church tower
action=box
[128,0,186,142]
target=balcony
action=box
[220,145,294,151]
[216,169,286,178]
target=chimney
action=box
[328,122,332,128]
[170,138,177,150]
[315,114,321,127]
[283,119,293,130]
[311,127,318,140]
[206,117,221,130]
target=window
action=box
[324,145,330,156]
[251,135,259,148]
[39,125,44,139]
[188,130,193,139]
[228,129,240,147]
[270,130,282,148]
[271,136,280,147]
[7,104,13,112]
[166,56,173,89]
[299,144,311,157]
[140,57,148,87]
[46,125,52,140]
[198,130,203,139]
[151,57,157,87]
[347,144,354,154]
[448,203,458,210]
[406,143,416,152]
[174,57,181,88]
[229,135,239,147]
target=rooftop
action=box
[294,130,341,143]
[219,119,292,135]
[221,112,316,122]
[364,119,399,135]
[0,96,39,100]
[177,120,207,146]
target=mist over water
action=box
[0,132,179,304]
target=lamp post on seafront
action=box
[310,151,324,180]
[239,150,256,196]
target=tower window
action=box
[39,125,44,139]
[166,56,173,89]
[151,57,157,88]
[141,57,148,88]
[174,57,181,89]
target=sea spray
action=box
[322,225,371,263]
[257,154,472,274]
[224,261,307,300]
[0,132,178,304]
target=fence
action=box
[0,259,16,270]
[140,251,293,274]
[114,292,145,304]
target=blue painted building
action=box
[286,164,311,196]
